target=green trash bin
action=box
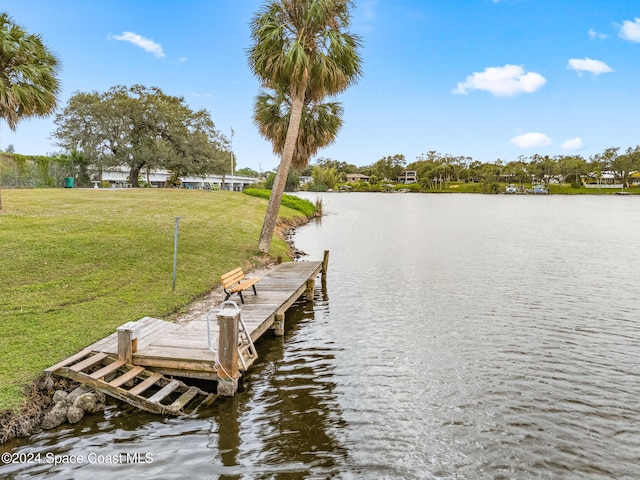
[64,177,74,188]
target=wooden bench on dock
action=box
[221,267,260,304]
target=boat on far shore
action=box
[526,184,548,194]
[505,184,524,194]
[505,184,548,194]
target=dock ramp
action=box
[45,349,215,415]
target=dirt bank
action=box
[1,376,77,445]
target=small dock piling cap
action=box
[218,300,241,317]
[117,321,142,339]
[208,300,241,319]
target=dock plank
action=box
[47,261,324,384]
[147,379,181,403]
[135,345,216,362]
[128,372,163,396]
[109,366,145,388]
[90,359,126,379]
[44,348,93,373]
[69,352,108,372]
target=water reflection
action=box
[214,396,240,479]
[232,293,350,478]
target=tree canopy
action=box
[53,85,230,187]
[1,12,60,211]
[0,12,60,131]
[296,144,640,191]
[253,89,344,171]
[248,0,362,253]
[362,154,407,182]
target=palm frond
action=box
[253,88,343,170]
[0,11,60,130]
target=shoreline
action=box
[0,215,310,445]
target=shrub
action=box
[306,182,328,192]
[395,183,421,192]
[480,181,501,194]
[243,188,316,217]
[352,181,372,192]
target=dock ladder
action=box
[206,301,258,372]
[237,315,258,371]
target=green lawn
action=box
[0,188,302,411]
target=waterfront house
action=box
[397,170,418,184]
[346,173,370,183]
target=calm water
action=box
[2,192,640,479]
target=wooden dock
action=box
[45,257,327,414]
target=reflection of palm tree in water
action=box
[211,288,349,477]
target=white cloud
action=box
[588,28,608,40]
[510,132,552,148]
[562,137,584,150]
[452,64,546,96]
[619,18,640,42]
[567,57,613,76]
[111,32,165,58]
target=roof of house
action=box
[347,173,370,178]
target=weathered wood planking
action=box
[88,316,180,354]
[75,261,324,381]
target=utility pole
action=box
[230,127,234,191]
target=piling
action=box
[117,322,141,363]
[273,312,285,336]
[217,307,241,396]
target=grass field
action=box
[0,188,303,411]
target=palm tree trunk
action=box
[258,88,305,253]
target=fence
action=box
[0,154,77,188]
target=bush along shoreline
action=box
[242,189,320,216]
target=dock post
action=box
[322,250,330,275]
[305,278,315,298]
[117,321,141,363]
[321,250,329,292]
[217,307,241,396]
[273,311,285,336]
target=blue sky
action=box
[2,0,640,172]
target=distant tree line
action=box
[293,146,640,191]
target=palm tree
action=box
[248,0,362,253]
[253,89,344,171]
[0,12,60,210]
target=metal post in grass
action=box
[172,216,180,291]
